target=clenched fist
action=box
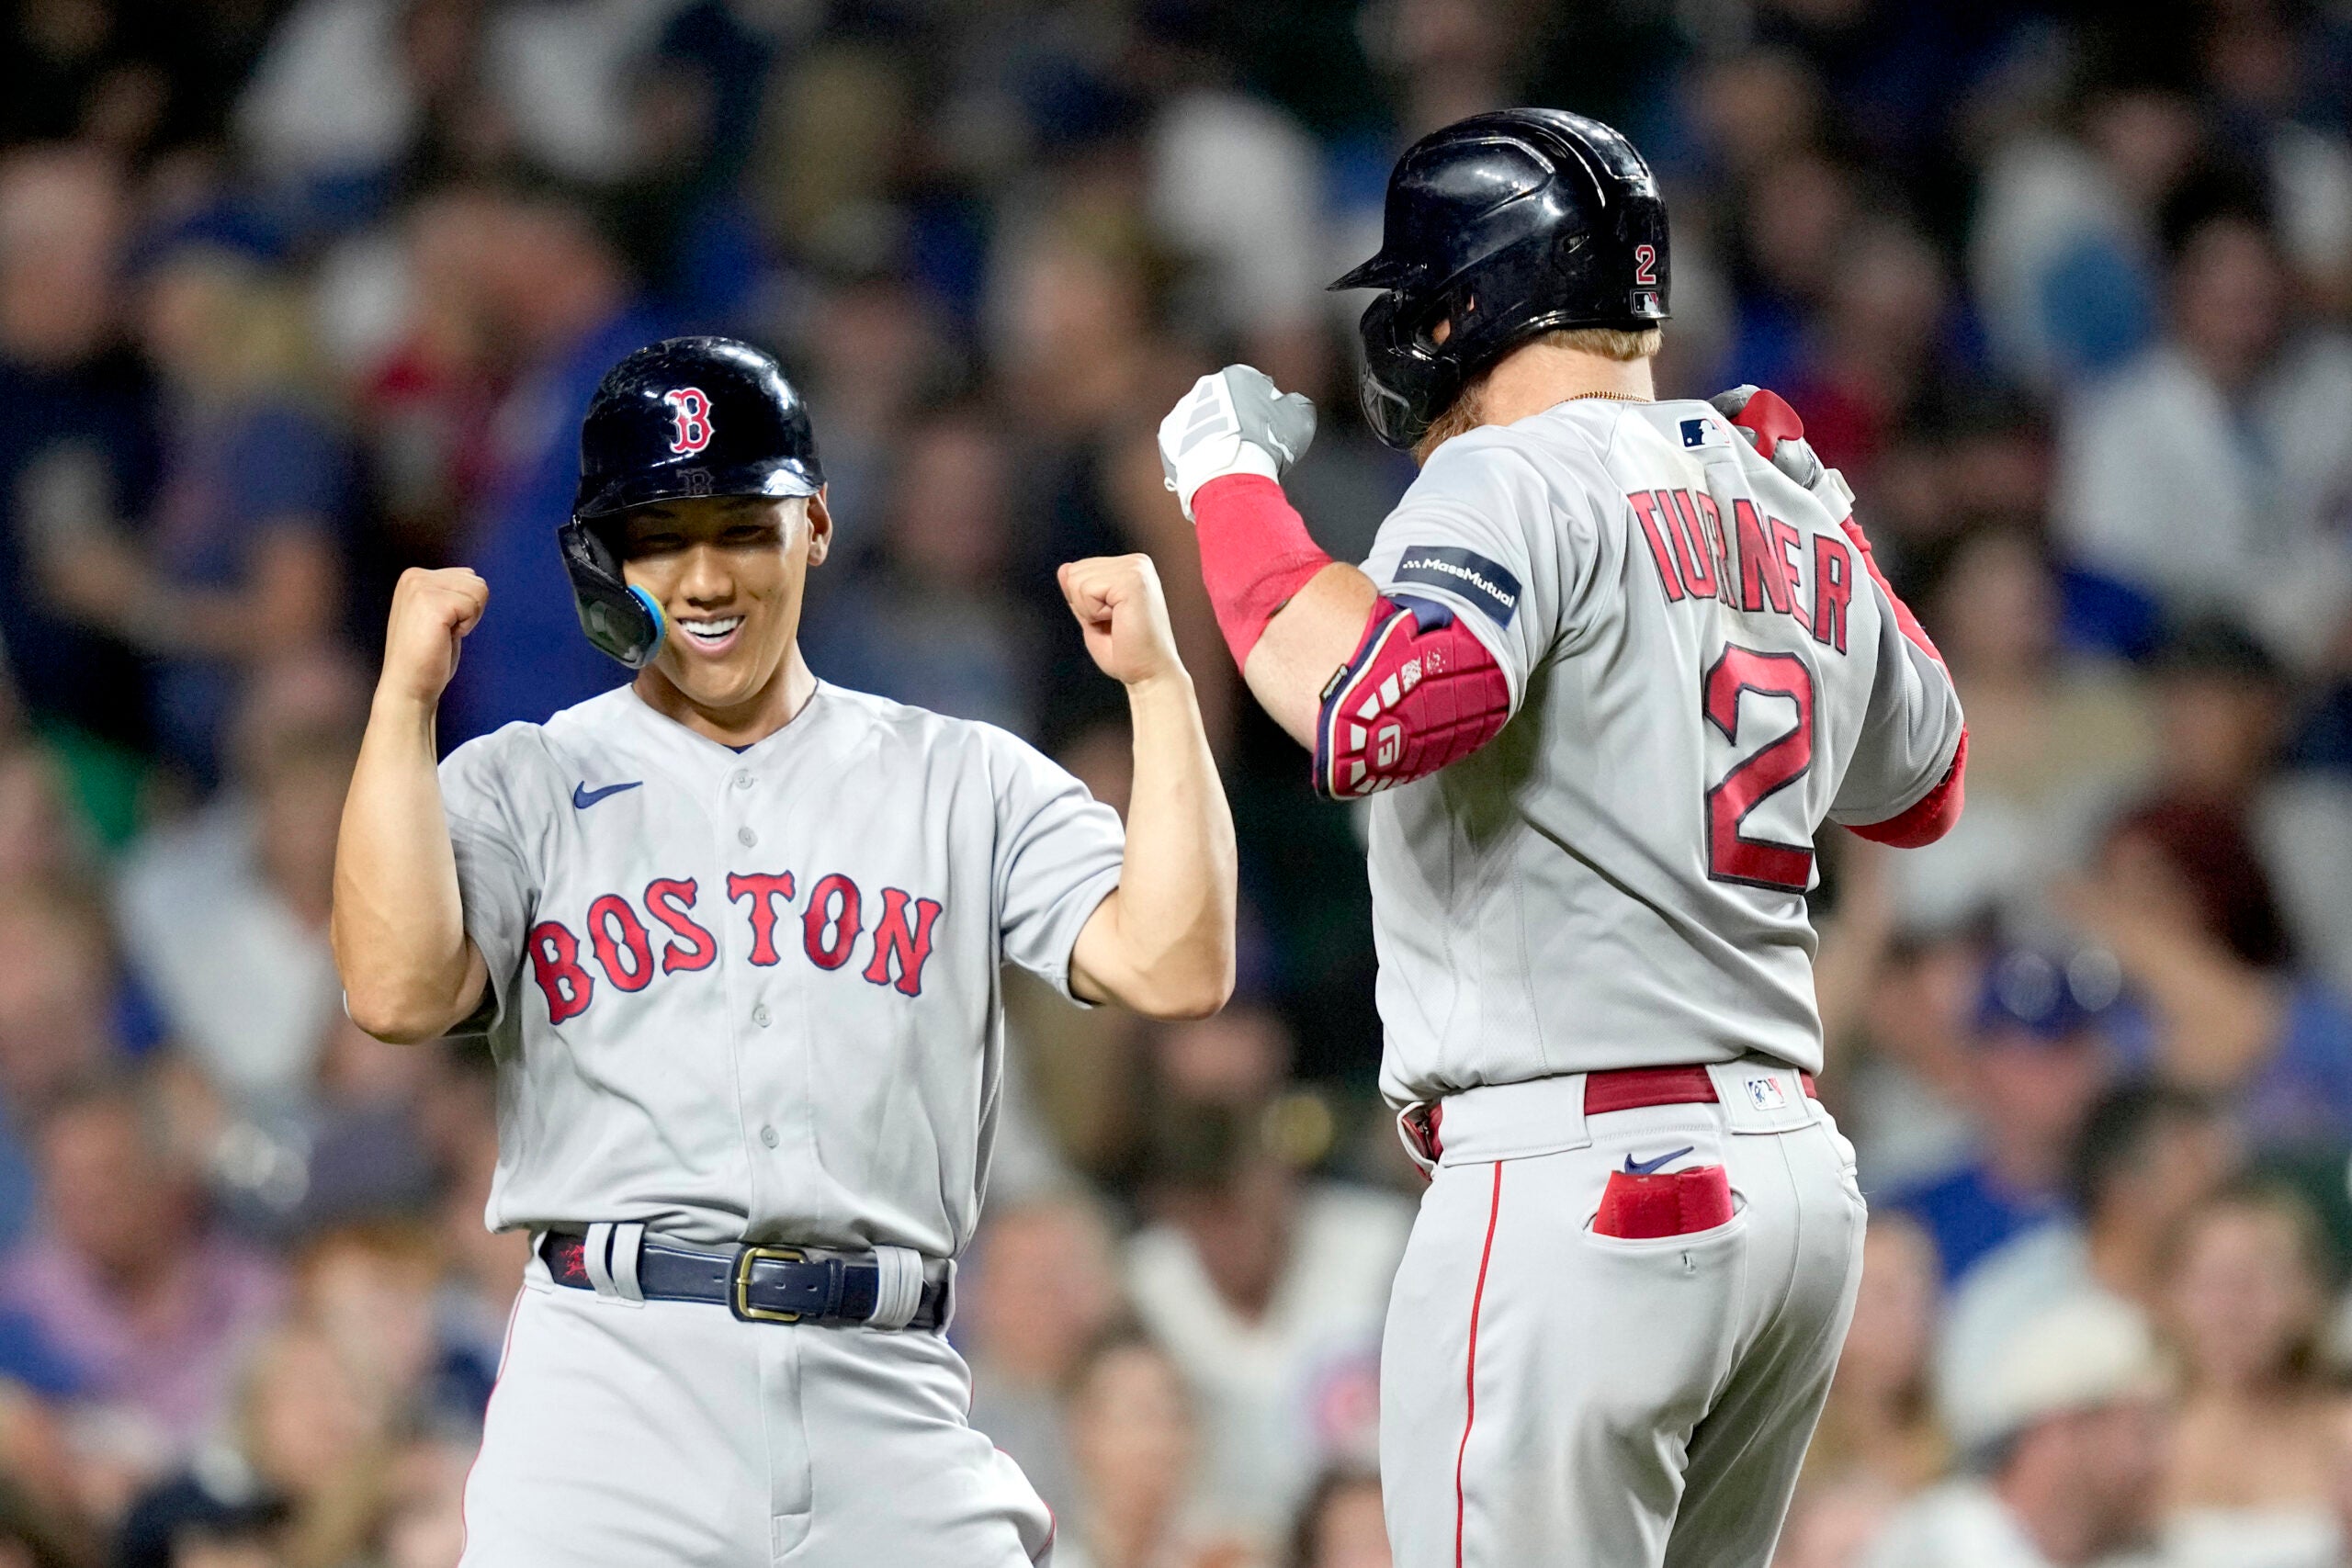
[1157,366,1317,522]
[379,566,490,708]
[1058,554,1184,689]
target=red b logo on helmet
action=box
[662,388,713,454]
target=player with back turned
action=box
[332,335,1236,1567]
[1156,111,1967,1566]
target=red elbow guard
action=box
[1314,597,1512,798]
[1848,729,1969,848]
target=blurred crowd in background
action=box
[1,0,2351,1565]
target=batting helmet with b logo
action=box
[562,336,824,668]
[1330,109,1670,450]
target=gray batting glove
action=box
[1157,365,1317,522]
[1709,384,1855,522]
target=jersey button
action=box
[738,826,757,848]
[733,771,753,790]
[760,1124,780,1148]
[752,1004,771,1028]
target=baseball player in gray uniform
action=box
[1158,112,1968,1566]
[331,336,1237,1568]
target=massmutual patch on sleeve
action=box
[1388,546,1521,628]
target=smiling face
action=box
[617,491,830,718]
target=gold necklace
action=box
[1567,389,1652,403]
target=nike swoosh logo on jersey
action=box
[571,780,643,809]
[1623,1145,1696,1177]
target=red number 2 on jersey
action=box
[1702,646,1815,892]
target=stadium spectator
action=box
[371,1431,472,1568]
[292,1221,493,1435]
[1914,525,2155,918]
[2055,187,2352,673]
[0,145,154,750]
[0,1077,285,1457]
[1283,1465,1386,1568]
[2159,1184,2346,1568]
[2065,798,2352,1156]
[2139,616,2352,999]
[1125,1008,1404,1540]
[963,1192,1127,1535]
[117,654,366,1113]
[37,224,349,789]
[1938,1083,2239,1438]
[1969,68,2194,390]
[1057,1327,1250,1568]
[438,178,662,743]
[1886,945,2120,1283]
[1804,1213,1948,1492]
[801,407,1039,735]
[1863,1293,2170,1568]
[0,897,135,1251]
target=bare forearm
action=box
[332,694,484,1041]
[1080,673,1237,1017]
[1239,562,1380,747]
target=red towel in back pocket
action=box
[1593,1165,1735,1239]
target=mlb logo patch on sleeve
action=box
[1389,547,1521,628]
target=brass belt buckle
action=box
[732,1244,808,1323]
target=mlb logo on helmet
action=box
[1744,1076,1788,1111]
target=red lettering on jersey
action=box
[646,877,718,973]
[862,888,944,997]
[1629,491,1686,601]
[1668,490,1720,599]
[1692,492,1733,604]
[1811,535,1851,653]
[585,894,655,992]
[1769,518,1812,635]
[1732,500,1792,615]
[663,387,713,454]
[727,872,797,966]
[802,874,862,970]
[527,920,594,1023]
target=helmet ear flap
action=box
[1354,288,1470,449]
[560,519,665,669]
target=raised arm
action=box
[1713,386,1967,847]
[333,567,492,1043]
[1159,367,1512,798]
[1060,554,1238,1020]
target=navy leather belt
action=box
[539,1232,949,1331]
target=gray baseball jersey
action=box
[1359,398,1962,1102]
[437,682,1125,1258]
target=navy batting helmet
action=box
[1330,109,1669,450]
[562,335,824,668]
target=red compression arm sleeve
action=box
[1193,474,1334,666]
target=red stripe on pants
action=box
[1455,1163,1504,1568]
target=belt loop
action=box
[609,1223,646,1304]
[582,1223,617,1296]
[867,1247,923,1330]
